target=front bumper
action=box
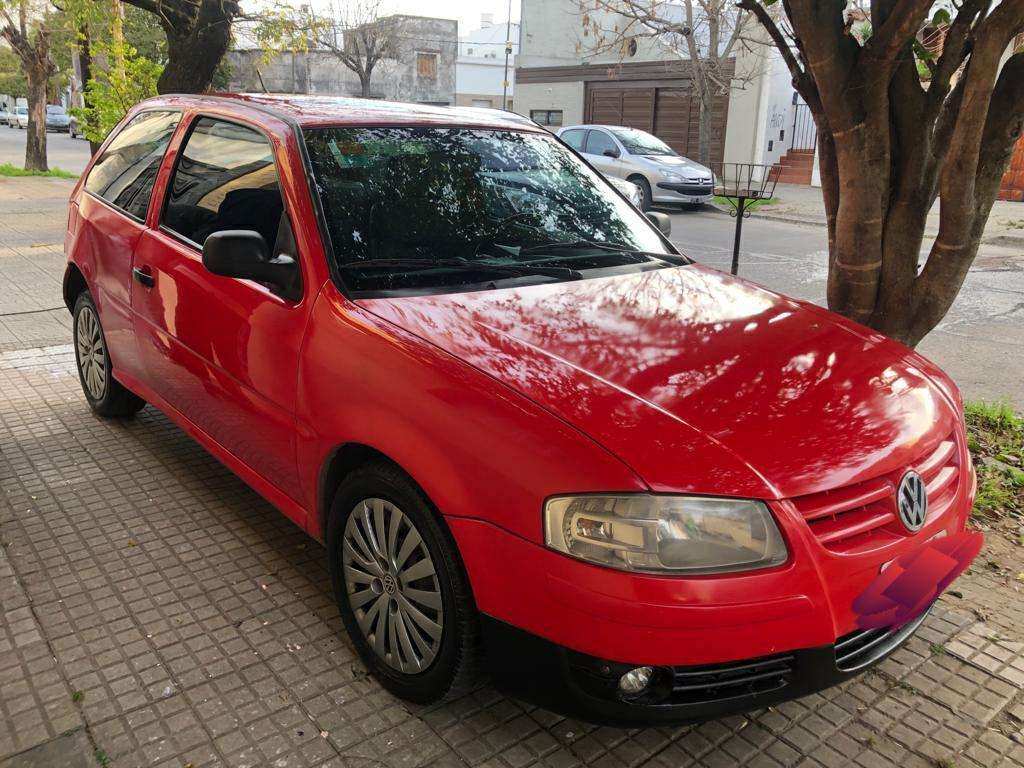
[654,181,714,204]
[481,606,931,726]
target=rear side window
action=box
[84,111,180,220]
[162,117,284,249]
[560,129,586,151]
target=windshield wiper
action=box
[338,257,582,280]
[519,240,690,266]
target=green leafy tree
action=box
[58,0,163,149]
[69,40,160,143]
[1,0,57,170]
[0,44,28,97]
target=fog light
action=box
[618,666,653,695]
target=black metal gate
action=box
[790,100,817,151]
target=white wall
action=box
[513,81,585,126]
[520,0,691,67]
[722,37,772,166]
[759,54,796,165]
[460,18,520,58]
[456,57,512,98]
[519,0,586,67]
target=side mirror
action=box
[202,230,301,301]
[602,148,620,158]
[646,211,671,237]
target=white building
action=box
[455,14,520,110]
[514,0,817,183]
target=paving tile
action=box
[946,621,1024,688]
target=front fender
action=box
[295,283,646,543]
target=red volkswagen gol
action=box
[64,95,976,725]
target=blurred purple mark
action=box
[852,531,983,630]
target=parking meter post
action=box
[712,162,781,279]
[731,197,745,276]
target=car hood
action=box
[643,155,711,174]
[359,266,958,500]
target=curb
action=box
[704,205,1024,249]
[705,205,826,230]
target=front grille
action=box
[790,433,960,554]
[676,184,713,195]
[834,608,931,672]
[669,653,794,704]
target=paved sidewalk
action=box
[727,184,1024,248]
[2,176,1024,768]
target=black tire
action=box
[327,461,480,704]
[630,175,653,211]
[72,291,146,418]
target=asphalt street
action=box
[2,126,1021,405]
[0,124,91,174]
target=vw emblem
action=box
[897,471,928,532]
[382,574,397,596]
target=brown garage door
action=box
[586,83,728,165]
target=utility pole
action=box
[501,0,512,110]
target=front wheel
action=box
[327,462,480,703]
[630,176,653,211]
[72,291,145,417]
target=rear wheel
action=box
[327,461,479,703]
[72,292,145,418]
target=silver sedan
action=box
[557,124,714,210]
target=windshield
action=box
[47,106,65,115]
[609,128,675,156]
[17,107,27,115]
[304,127,675,295]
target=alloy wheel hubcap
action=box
[76,306,107,401]
[342,498,443,673]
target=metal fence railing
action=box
[790,102,817,152]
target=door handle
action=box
[132,266,155,288]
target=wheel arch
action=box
[63,262,88,312]
[318,442,449,543]
[316,440,479,602]
[626,172,651,189]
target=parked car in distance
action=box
[45,104,71,132]
[14,106,28,129]
[65,94,976,726]
[558,124,714,210]
[0,105,14,127]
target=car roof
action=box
[558,125,632,132]
[137,93,544,132]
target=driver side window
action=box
[162,117,285,250]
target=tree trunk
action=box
[359,72,372,98]
[77,29,103,157]
[24,61,48,172]
[695,79,712,168]
[156,0,235,94]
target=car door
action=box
[74,110,181,383]
[583,129,625,177]
[130,115,309,508]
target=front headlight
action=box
[544,495,787,575]
[663,172,684,182]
